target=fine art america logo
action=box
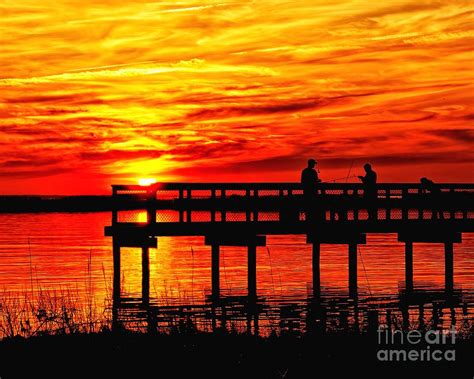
[377,326,456,362]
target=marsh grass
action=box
[0,287,111,339]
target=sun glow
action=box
[138,178,157,186]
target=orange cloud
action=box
[1,0,473,194]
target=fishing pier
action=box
[105,182,474,302]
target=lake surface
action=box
[0,212,473,335]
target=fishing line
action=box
[267,247,276,298]
[358,245,373,297]
[322,175,358,183]
[345,160,355,183]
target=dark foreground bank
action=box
[0,330,472,378]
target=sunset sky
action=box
[1,0,473,194]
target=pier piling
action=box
[445,242,454,292]
[142,246,150,304]
[405,242,413,292]
[349,243,358,298]
[312,243,321,298]
[248,245,257,300]
[211,245,220,300]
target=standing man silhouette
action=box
[358,163,377,220]
[301,159,322,222]
[301,158,321,195]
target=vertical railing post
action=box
[417,187,423,219]
[112,186,118,226]
[179,189,184,223]
[354,188,359,221]
[211,189,216,222]
[222,189,226,222]
[402,188,408,220]
[246,189,251,222]
[450,188,455,220]
[146,187,156,226]
[321,187,326,221]
[279,189,284,222]
[186,189,191,222]
[253,189,258,222]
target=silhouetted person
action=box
[301,159,321,222]
[420,177,444,219]
[358,163,377,220]
[301,159,321,194]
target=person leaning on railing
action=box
[420,177,444,220]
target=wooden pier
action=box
[105,182,474,302]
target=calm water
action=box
[0,212,473,335]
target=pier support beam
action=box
[312,243,321,299]
[211,245,220,300]
[405,242,413,292]
[445,242,454,292]
[205,235,266,301]
[248,245,257,300]
[398,231,460,293]
[142,247,150,305]
[349,244,358,298]
[307,231,365,299]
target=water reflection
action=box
[112,286,474,336]
[0,213,473,337]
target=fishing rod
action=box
[320,159,358,183]
[345,160,355,183]
[322,175,358,183]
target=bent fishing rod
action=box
[321,175,359,183]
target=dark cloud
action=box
[79,149,165,162]
[4,93,101,106]
[0,167,71,179]
[0,157,63,168]
[430,128,474,143]
[186,99,324,120]
[377,113,436,123]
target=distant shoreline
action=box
[0,196,129,213]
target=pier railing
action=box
[109,183,474,227]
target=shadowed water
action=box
[0,212,473,336]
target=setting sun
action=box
[138,178,157,186]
